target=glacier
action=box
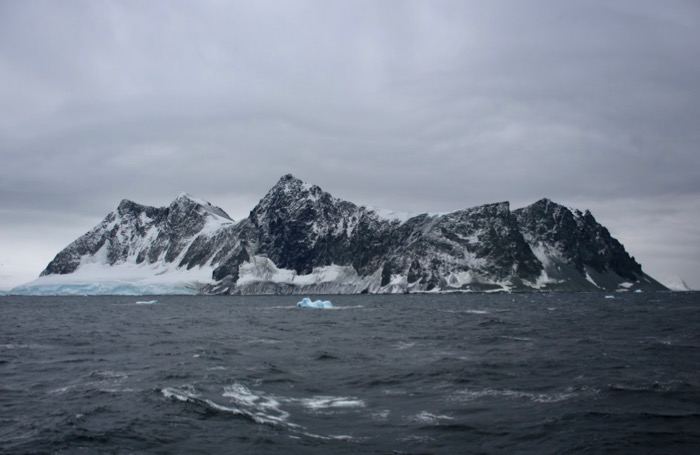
[11,262,216,296]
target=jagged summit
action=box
[278,173,304,184]
[169,192,234,222]
[17,174,667,295]
[257,174,320,201]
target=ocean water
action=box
[1,292,699,454]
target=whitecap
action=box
[370,409,391,421]
[409,411,454,425]
[161,385,198,402]
[163,384,295,427]
[222,383,291,425]
[393,341,416,350]
[296,396,365,410]
[48,385,76,395]
[163,382,366,440]
[498,336,532,341]
[244,338,281,345]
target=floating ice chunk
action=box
[297,297,333,309]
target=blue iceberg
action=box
[297,297,333,309]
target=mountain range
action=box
[14,174,667,295]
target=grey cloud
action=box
[1,0,699,288]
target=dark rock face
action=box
[40,175,667,293]
[249,174,369,274]
[513,198,665,291]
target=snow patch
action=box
[367,206,447,223]
[528,242,564,268]
[585,271,599,288]
[380,274,408,293]
[446,271,474,288]
[524,269,562,289]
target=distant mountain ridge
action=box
[15,174,667,295]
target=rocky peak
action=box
[514,199,577,241]
[117,198,140,215]
[247,175,370,274]
[251,175,358,227]
[514,199,643,280]
[167,193,232,225]
[115,199,162,220]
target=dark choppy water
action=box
[1,292,699,454]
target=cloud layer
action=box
[1,0,699,288]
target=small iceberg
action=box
[297,297,333,309]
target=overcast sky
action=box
[1,0,699,290]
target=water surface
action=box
[1,292,699,454]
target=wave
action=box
[314,350,340,361]
[295,396,365,411]
[0,343,52,349]
[498,336,533,341]
[161,384,292,427]
[49,369,134,395]
[392,341,416,350]
[408,411,455,425]
[161,382,365,439]
[439,309,489,314]
[607,379,693,394]
[452,386,598,404]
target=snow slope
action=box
[11,262,216,295]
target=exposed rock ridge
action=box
[38,175,667,294]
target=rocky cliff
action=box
[30,175,666,294]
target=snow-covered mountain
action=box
[13,175,668,295]
[14,194,238,295]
